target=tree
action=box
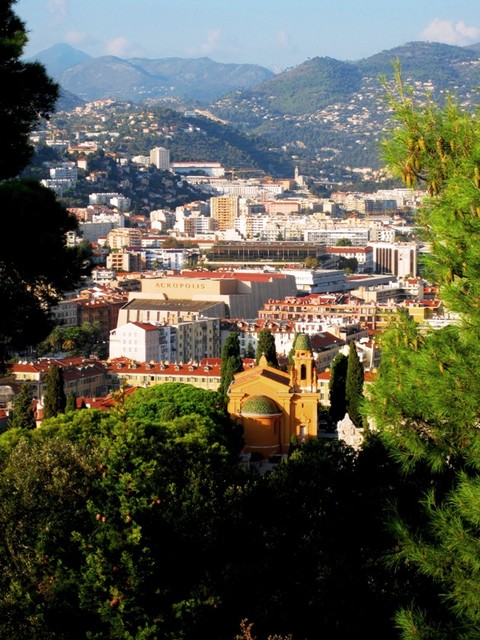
[336,238,352,246]
[65,391,77,412]
[42,365,66,419]
[219,332,243,397]
[304,256,319,269]
[8,382,35,430]
[0,3,59,179]
[338,256,358,273]
[328,352,348,424]
[255,329,278,368]
[245,341,255,359]
[364,66,480,639]
[0,3,89,372]
[345,342,363,428]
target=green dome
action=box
[294,333,312,351]
[241,395,281,416]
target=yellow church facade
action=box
[227,334,319,458]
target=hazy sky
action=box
[14,0,480,72]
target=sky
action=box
[14,0,480,73]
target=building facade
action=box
[228,334,319,458]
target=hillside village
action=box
[0,97,460,453]
[4,5,480,636]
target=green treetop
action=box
[365,66,480,639]
[329,352,348,425]
[0,2,90,372]
[255,328,279,368]
[219,332,243,397]
[42,365,67,420]
[345,342,364,428]
[8,382,35,430]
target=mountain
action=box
[29,44,275,102]
[27,43,91,79]
[30,41,480,174]
[207,41,480,171]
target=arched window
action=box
[300,363,307,380]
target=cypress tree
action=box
[9,382,36,430]
[219,333,243,397]
[329,352,348,424]
[345,342,364,428]
[43,365,67,419]
[255,329,278,368]
[65,390,77,412]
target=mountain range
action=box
[30,43,275,103]
[31,41,480,171]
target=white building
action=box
[303,227,370,246]
[370,241,418,278]
[170,162,225,177]
[109,322,163,362]
[150,147,170,170]
[281,269,347,294]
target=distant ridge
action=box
[29,44,275,103]
[30,41,480,170]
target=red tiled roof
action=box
[131,322,160,331]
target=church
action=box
[227,334,319,458]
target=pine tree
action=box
[255,329,278,368]
[328,352,348,424]
[364,66,480,639]
[345,342,363,428]
[219,333,243,397]
[9,382,36,430]
[43,365,67,419]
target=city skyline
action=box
[15,0,480,73]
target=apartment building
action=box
[107,358,223,391]
[150,146,170,170]
[210,195,240,231]
[11,357,109,401]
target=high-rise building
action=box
[210,195,240,231]
[149,146,170,170]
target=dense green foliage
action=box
[8,382,35,430]
[219,333,244,398]
[328,352,348,424]
[0,2,59,179]
[36,322,107,359]
[0,2,90,371]
[255,329,278,368]
[364,68,480,639]
[0,389,424,639]
[345,342,364,428]
[43,365,67,420]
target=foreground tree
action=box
[365,66,480,639]
[0,2,59,179]
[0,2,89,371]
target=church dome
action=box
[241,395,281,416]
[294,333,312,351]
